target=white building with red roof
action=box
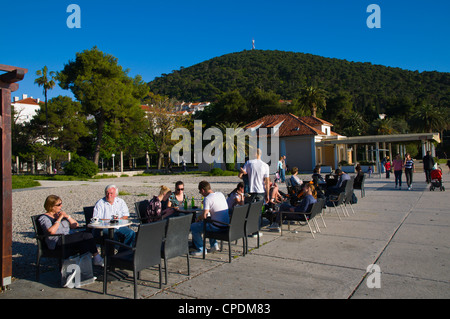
[11,94,41,124]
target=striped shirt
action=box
[404,159,414,169]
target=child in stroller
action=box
[430,168,445,191]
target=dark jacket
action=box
[423,155,435,170]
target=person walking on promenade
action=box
[422,151,435,184]
[404,153,415,190]
[392,154,403,189]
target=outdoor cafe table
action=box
[88,219,133,281]
[178,208,204,223]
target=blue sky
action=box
[2,0,449,101]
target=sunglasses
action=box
[177,188,184,191]
[55,203,62,207]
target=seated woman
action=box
[144,186,174,223]
[169,181,186,209]
[268,183,317,232]
[227,182,245,209]
[269,181,284,205]
[353,164,365,189]
[290,167,303,188]
[38,195,103,266]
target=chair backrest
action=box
[337,192,346,205]
[83,206,95,224]
[246,201,262,234]
[163,214,192,259]
[134,220,167,272]
[309,198,325,219]
[228,204,248,241]
[31,214,52,252]
[344,176,355,202]
[134,200,149,222]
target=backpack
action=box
[145,196,162,223]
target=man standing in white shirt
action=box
[190,181,230,256]
[239,149,270,203]
[93,184,136,247]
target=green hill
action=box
[148,49,450,111]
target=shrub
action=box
[64,155,98,178]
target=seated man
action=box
[268,183,317,232]
[93,184,136,248]
[326,169,350,197]
[190,181,230,256]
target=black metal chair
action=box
[103,220,167,299]
[245,201,262,253]
[31,215,66,282]
[202,205,248,263]
[161,214,192,284]
[134,200,150,223]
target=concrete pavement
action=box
[2,175,450,300]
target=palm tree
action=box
[409,104,448,133]
[35,66,56,145]
[298,86,327,117]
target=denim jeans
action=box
[190,221,220,252]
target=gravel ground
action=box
[12,173,283,280]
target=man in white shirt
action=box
[190,181,230,256]
[239,148,270,203]
[93,185,136,247]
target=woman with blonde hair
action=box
[144,185,173,223]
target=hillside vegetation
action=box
[148,50,449,145]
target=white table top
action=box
[87,219,132,229]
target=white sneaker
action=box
[207,244,220,253]
[268,223,281,232]
[93,254,104,267]
[190,249,205,256]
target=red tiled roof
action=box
[13,97,40,105]
[244,113,331,137]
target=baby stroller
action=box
[430,168,445,191]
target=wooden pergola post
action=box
[0,64,27,290]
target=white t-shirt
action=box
[243,159,270,193]
[93,197,130,220]
[204,192,229,225]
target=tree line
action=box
[13,48,450,174]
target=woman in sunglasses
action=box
[169,181,186,209]
[38,195,103,266]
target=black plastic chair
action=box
[245,201,262,253]
[103,220,167,299]
[202,205,248,263]
[83,206,104,252]
[353,174,366,198]
[31,215,66,282]
[279,198,325,238]
[344,176,356,215]
[134,200,150,223]
[161,214,192,284]
[329,192,347,220]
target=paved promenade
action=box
[1,173,449,300]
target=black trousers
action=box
[56,231,98,257]
[424,169,432,183]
